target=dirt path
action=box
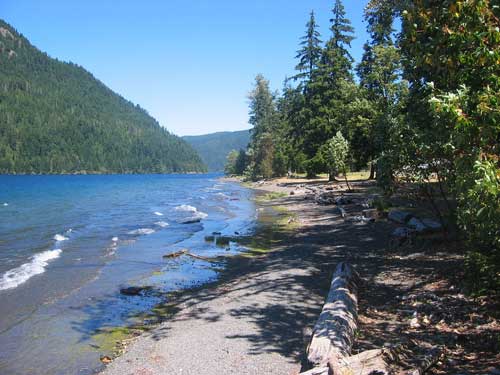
[102,179,499,375]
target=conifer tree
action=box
[357,1,403,181]
[300,0,356,176]
[294,11,322,83]
[247,74,278,180]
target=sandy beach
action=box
[101,177,499,375]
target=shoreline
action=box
[100,177,499,375]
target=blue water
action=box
[0,174,255,375]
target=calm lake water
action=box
[0,174,255,375]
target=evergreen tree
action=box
[224,150,239,175]
[247,75,278,180]
[357,2,404,181]
[300,0,356,176]
[248,75,277,144]
[322,0,355,84]
[294,11,323,83]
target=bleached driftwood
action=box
[307,262,360,368]
[301,262,442,375]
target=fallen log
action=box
[184,252,216,262]
[163,249,216,262]
[307,262,360,368]
[162,249,188,258]
[301,262,443,375]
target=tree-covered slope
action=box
[183,130,250,171]
[0,20,205,174]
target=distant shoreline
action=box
[0,171,210,176]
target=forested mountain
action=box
[0,20,205,174]
[183,130,250,171]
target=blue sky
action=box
[2,0,370,136]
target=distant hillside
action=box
[0,20,205,174]
[183,130,251,171]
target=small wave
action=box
[112,237,119,242]
[128,228,155,236]
[174,205,208,223]
[2,203,8,206]
[54,234,68,242]
[154,211,163,216]
[0,249,62,291]
[178,211,208,224]
[155,221,169,228]
[174,204,197,213]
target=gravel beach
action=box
[102,178,499,375]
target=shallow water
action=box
[0,174,255,375]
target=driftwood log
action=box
[163,249,215,262]
[302,262,441,375]
[307,262,359,368]
[162,249,189,258]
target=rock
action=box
[290,190,295,195]
[335,196,352,205]
[392,227,414,238]
[388,210,413,223]
[100,355,112,364]
[410,317,421,328]
[408,217,427,232]
[338,207,347,218]
[180,217,202,224]
[408,217,443,233]
[212,231,222,235]
[120,286,153,296]
[421,218,442,231]
[350,215,373,223]
[362,209,383,220]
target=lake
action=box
[0,174,255,375]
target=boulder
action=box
[421,218,442,231]
[388,210,413,224]
[408,217,443,233]
[362,209,383,220]
[408,217,427,232]
[392,227,414,238]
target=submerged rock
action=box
[119,286,153,296]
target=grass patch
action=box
[255,191,288,202]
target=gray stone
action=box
[392,227,414,238]
[422,218,443,231]
[388,210,413,223]
[408,217,427,232]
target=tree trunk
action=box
[307,262,359,367]
[369,162,376,180]
[343,169,352,192]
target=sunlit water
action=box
[0,174,255,375]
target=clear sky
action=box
[2,0,370,136]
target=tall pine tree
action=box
[300,0,356,177]
[294,11,323,83]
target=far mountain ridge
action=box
[183,129,251,172]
